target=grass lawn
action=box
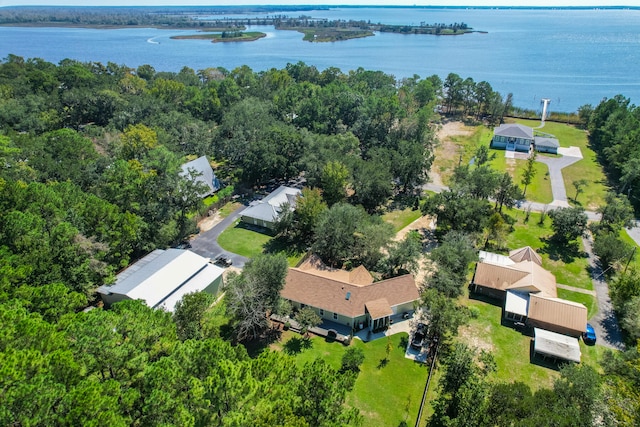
[461,297,559,389]
[460,296,607,389]
[218,222,273,259]
[218,201,243,218]
[489,151,553,204]
[383,208,422,232]
[514,119,610,210]
[217,221,304,266]
[619,229,640,271]
[271,331,429,427]
[580,341,610,374]
[504,210,592,291]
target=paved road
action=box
[189,205,250,268]
[583,232,625,350]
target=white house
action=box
[240,185,302,230]
[97,249,224,312]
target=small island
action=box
[171,31,266,43]
[275,18,474,42]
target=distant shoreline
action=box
[2,5,639,10]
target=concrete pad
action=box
[505,151,515,159]
[353,316,413,342]
[558,146,583,158]
[405,343,428,363]
[513,152,530,160]
[549,199,571,208]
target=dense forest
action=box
[1,54,640,425]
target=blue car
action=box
[583,323,596,345]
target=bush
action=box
[468,306,480,319]
[593,231,633,274]
[341,347,365,372]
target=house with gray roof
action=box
[97,249,224,312]
[240,185,302,230]
[180,155,220,197]
[490,123,559,154]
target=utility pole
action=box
[624,246,637,274]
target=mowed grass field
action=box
[514,119,610,210]
[489,151,553,204]
[382,207,422,232]
[271,331,429,427]
[217,221,304,266]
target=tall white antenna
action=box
[540,98,551,122]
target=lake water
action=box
[2,7,639,112]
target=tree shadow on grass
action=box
[234,221,276,237]
[389,193,421,211]
[398,335,409,350]
[283,336,313,355]
[263,235,305,260]
[539,237,585,264]
[377,358,389,369]
[242,327,282,358]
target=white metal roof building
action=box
[97,249,224,312]
[533,328,581,363]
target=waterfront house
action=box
[490,123,559,154]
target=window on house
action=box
[319,309,324,316]
[333,313,338,320]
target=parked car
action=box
[583,323,596,345]
[411,323,427,350]
[174,241,192,249]
[213,256,232,267]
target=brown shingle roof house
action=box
[282,256,419,332]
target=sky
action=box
[2,1,640,7]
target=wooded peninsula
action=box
[0,6,476,42]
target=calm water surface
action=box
[2,7,639,112]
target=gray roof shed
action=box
[534,136,560,149]
[180,155,220,197]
